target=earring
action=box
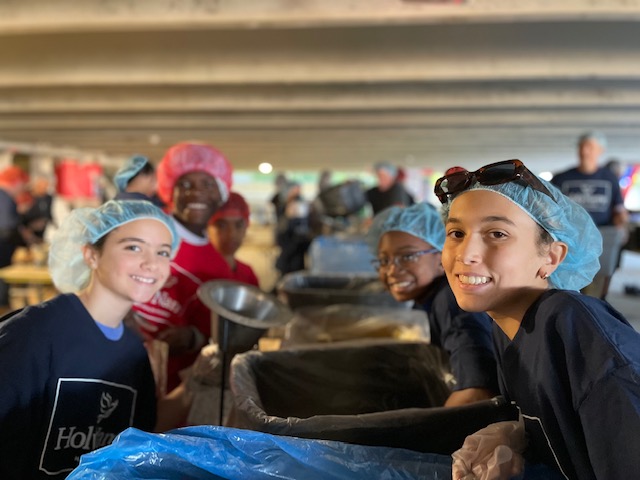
[541,272,549,280]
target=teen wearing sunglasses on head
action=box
[436,159,640,480]
[365,203,499,407]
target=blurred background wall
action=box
[2,0,640,214]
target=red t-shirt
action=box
[229,259,260,288]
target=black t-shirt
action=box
[414,276,497,392]
[365,182,414,215]
[0,294,156,479]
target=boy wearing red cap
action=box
[207,191,259,288]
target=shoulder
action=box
[537,289,609,312]
[233,260,260,287]
[532,289,633,337]
[550,167,578,182]
[535,289,640,382]
[534,289,598,319]
[173,240,217,262]
[0,188,13,202]
[235,258,253,271]
[172,242,232,281]
[0,294,82,354]
[1,294,78,328]
[595,167,621,182]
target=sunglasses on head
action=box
[434,159,556,204]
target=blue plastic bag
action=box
[67,425,453,479]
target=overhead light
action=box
[258,162,273,174]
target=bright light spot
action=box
[258,162,273,174]
[539,171,553,181]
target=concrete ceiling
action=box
[3,1,640,176]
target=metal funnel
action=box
[198,280,293,356]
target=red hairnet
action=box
[0,165,29,187]
[156,142,233,206]
[209,191,250,225]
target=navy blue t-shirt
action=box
[414,276,498,393]
[494,289,640,480]
[551,167,624,226]
[0,294,157,479]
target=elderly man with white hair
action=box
[551,131,628,228]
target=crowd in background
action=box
[0,131,635,309]
[0,132,638,478]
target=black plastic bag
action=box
[228,340,518,455]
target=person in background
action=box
[309,169,334,237]
[20,175,53,244]
[318,169,333,192]
[130,142,233,391]
[365,203,498,407]
[552,132,629,297]
[0,200,191,479]
[604,157,624,179]
[0,165,30,265]
[0,165,31,308]
[275,180,312,277]
[42,179,72,245]
[113,155,164,207]
[365,162,415,215]
[207,191,260,287]
[551,131,628,228]
[436,159,640,479]
[603,157,628,275]
[270,172,289,224]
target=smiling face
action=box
[172,171,224,235]
[84,218,173,306]
[441,189,555,323]
[377,230,444,302]
[208,216,248,259]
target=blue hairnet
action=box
[365,202,445,255]
[373,162,398,178]
[441,176,602,291]
[48,200,180,293]
[114,155,150,192]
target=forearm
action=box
[612,207,629,229]
[445,387,496,407]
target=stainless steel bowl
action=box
[198,280,293,353]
